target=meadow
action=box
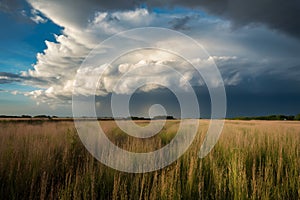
[0,119,299,199]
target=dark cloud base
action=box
[148,0,300,39]
[94,84,300,119]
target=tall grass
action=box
[0,120,299,199]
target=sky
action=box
[0,0,300,118]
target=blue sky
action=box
[0,0,300,117]
[0,4,63,115]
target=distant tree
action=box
[34,115,51,119]
[21,115,31,118]
[153,115,175,120]
[295,114,300,120]
[166,116,175,120]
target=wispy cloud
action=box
[0,72,23,84]
[30,9,47,24]
[0,72,48,85]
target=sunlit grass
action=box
[0,120,299,199]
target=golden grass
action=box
[0,120,299,199]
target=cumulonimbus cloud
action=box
[9,5,240,105]
[1,0,299,107]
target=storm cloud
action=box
[27,0,300,39]
[151,0,300,39]
[179,0,300,39]
[1,0,300,116]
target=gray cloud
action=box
[0,72,49,85]
[104,13,120,22]
[0,0,23,13]
[147,0,300,39]
[30,0,300,39]
[269,64,300,81]
[0,72,22,84]
[169,16,191,30]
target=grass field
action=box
[0,119,299,199]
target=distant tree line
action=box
[233,114,300,121]
[1,114,299,121]
[0,115,176,120]
[127,116,176,120]
[0,115,58,119]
